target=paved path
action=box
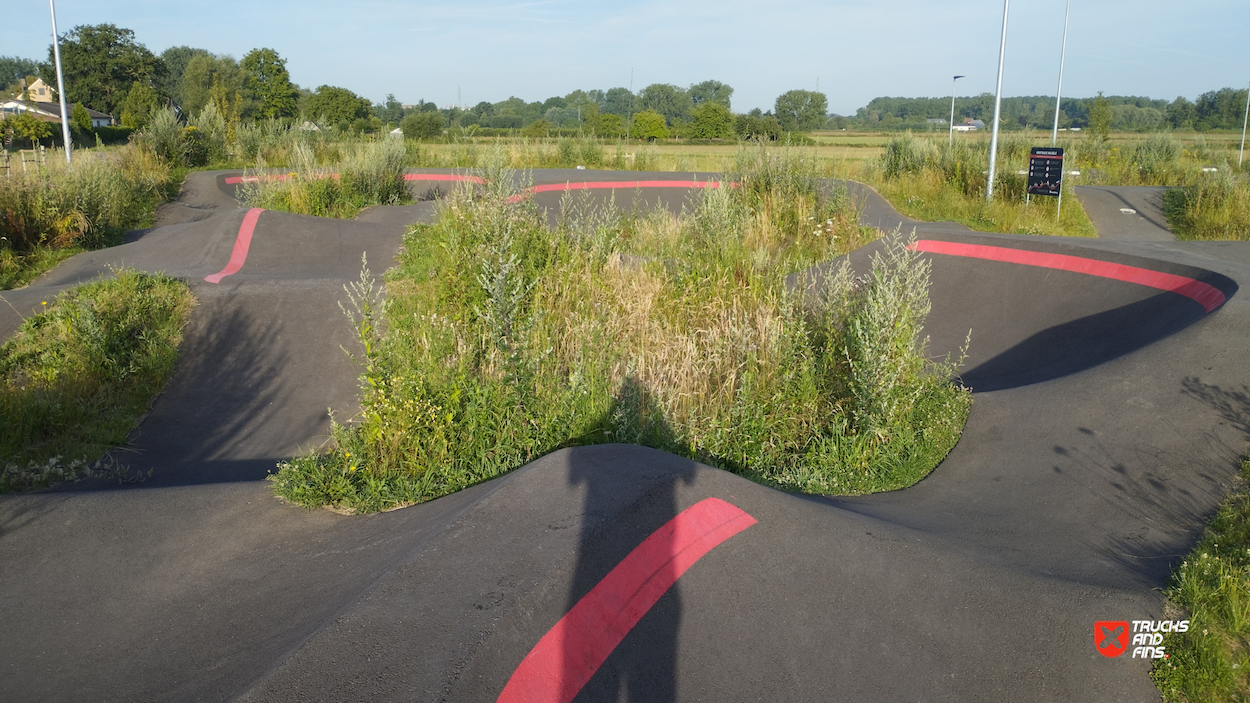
[1,173,1247,702]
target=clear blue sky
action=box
[7,0,1249,114]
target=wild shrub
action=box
[269,149,970,512]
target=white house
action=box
[1,98,114,128]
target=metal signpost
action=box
[1027,146,1065,219]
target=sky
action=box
[6,0,1250,115]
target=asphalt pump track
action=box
[1,170,1248,702]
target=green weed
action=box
[0,269,194,491]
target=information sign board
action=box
[1027,147,1064,197]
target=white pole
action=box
[949,75,964,146]
[1240,80,1249,168]
[49,0,72,164]
[1051,0,1070,146]
[986,0,1010,200]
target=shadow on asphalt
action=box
[564,377,694,701]
[54,299,299,492]
[961,282,1237,392]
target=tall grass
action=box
[1164,169,1250,241]
[269,145,971,513]
[0,269,194,491]
[0,144,177,289]
[239,138,410,218]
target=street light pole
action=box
[986,0,1010,201]
[949,75,965,146]
[1240,79,1249,168]
[49,0,72,164]
[1051,0,1071,145]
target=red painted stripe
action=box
[403,173,486,183]
[204,208,264,284]
[911,239,1226,313]
[497,497,757,703]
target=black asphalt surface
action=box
[1,170,1247,702]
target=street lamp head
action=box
[954,75,965,80]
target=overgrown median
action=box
[1,269,194,491]
[269,145,973,513]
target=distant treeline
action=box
[846,89,1249,133]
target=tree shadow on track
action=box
[1078,379,1250,587]
[563,377,694,703]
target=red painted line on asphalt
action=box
[497,497,757,703]
[204,208,264,284]
[910,239,1226,313]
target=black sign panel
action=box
[1027,147,1064,197]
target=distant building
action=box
[0,98,113,128]
[951,117,985,132]
[19,78,55,102]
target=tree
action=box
[53,24,165,116]
[178,53,245,117]
[1195,87,1250,131]
[601,87,634,117]
[629,110,668,140]
[7,112,53,147]
[1166,96,1197,130]
[304,85,372,128]
[689,80,733,109]
[1088,92,1112,140]
[375,93,404,124]
[1,56,42,91]
[590,112,625,138]
[71,102,92,133]
[736,112,782,141]
[688,101,735,139]
[159,46,209,99]
[240,48,298,119]
[401,110,445,139]
[774,90,828,131]
[637,84,692,125]
[119,80,162,128]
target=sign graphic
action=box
[1095,620,1129,658]
[1027,147,1065,197]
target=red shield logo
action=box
[1095,621,1129,658]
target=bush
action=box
[629,110,669,140]
[688,101,736,140]
[401,111,445,140]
